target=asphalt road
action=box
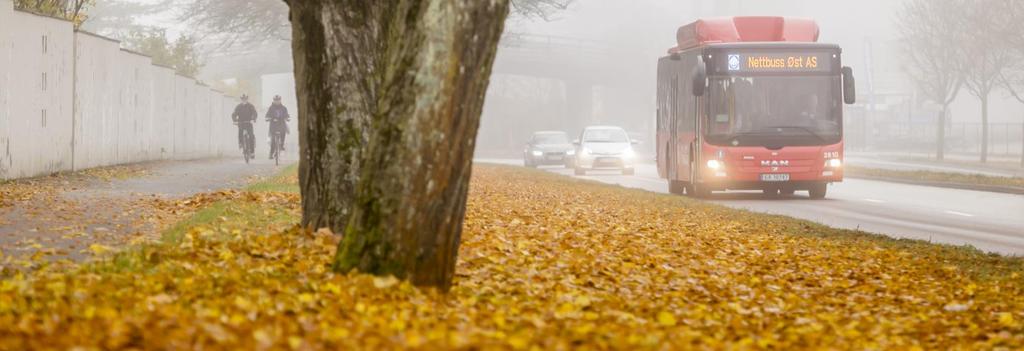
[478,159,1024,256]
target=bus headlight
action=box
[532,150,543,157]
[827,159,842,168]
[707,159,723,170]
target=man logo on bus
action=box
[728,55,741,71]
[761,160,790,167]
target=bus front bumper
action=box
[699,170,843,191]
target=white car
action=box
[573,126,638,176]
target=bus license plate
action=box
[761,173,790,182]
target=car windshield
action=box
[583,129,630,143]
[533,133,569,145]
[708,75,841,144]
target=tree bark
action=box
[936,107,946,161]
[287,0,510,290]
[981,95,989,163]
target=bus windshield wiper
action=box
[761,126,826,143]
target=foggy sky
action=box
[504,0,1021,124]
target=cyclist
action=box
[232,94,258,159]
[265,95,291,159]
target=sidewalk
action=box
[847,151,1024,178]
[0,158,283,263]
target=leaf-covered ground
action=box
[1,164,1022,350]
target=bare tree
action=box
[511,0,571,21]
[897,0,965,161]
[179,0,571,48]
[177,0,290,47]
[1002,75,1024,167]
[13,0,92,27]
[288,0,512,290]
[958,0,1020,162]
[79,0,166,38]
[999,0,1024,166]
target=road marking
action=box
[944,210,975,217]
[863,198,885,203]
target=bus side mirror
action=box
[692,64,707,97]
[842,66,856,105]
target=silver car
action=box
[573,126,638,175]
[523,131,575,168]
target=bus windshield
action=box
[707,75,841,146]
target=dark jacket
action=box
[266,103,290,132]
[232,102,258,124]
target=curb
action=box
[847,175,1024,195]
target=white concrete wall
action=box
[73,32,120,170]
[151,66,175,159]
[6,10,75,178]
[0,7,239,180]
[0,0,13,178]
[221,95,237,155]
[195,83,211,156]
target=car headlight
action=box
[532,150,543,156]
[581,148,592,156]
[827,159,842,168]
[706,159,723,170]
[566,149,576,156]
[623,148,636,158]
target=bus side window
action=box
[679,55,694,135]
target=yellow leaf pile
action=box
[0,165,1022,349]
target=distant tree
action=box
[1001,75,1024,167]
[957,0,1020,162]
[179,0,572,48]
[177,0,290,47]
[897,0,965,161]
[79,0,164,38]
[123,30,203,78]
[13,0,92,27]
[511,0,572,20]
[999,0,1024,166]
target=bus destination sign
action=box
[720,52,833,73]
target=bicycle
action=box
[269,130,285,166]
[236,122,255,164]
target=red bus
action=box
[657,17,856,199]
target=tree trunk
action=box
[287,0,510,290]
[936,107,946,161]
[981,95,989,163]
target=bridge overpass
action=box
[200,34,653,151]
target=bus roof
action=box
[670,16,820,53]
